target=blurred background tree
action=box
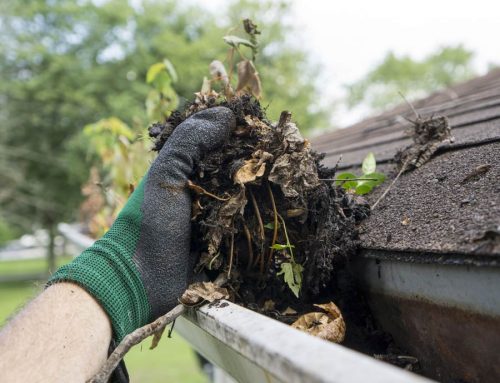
[346,44,475,111]
[0,0,328,255]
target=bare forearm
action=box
[0,283,112,383]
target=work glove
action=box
[48,107,235,343]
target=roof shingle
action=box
[311,69,500,259]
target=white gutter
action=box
[176,301,433,383]
[57,223,94,251]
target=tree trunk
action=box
[47,224,56,273]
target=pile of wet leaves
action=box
[149,93,370,342]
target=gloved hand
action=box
[49,107,235,343]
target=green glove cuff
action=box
[48,180,151,342]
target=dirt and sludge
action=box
[149,93,419,365]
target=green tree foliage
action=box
[0,220,20,246]
[346,45,475,110]
[0,0,328,237]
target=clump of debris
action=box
[148,18,379,347]
[150,93,370,341]
[396,112,453,171]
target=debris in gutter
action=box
[374,354,420,371]
[472,227,500,253]
[291,302,346,343]
[180,281,231,306]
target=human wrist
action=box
[48,181,151,342]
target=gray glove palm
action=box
[49,107,235,341]
[137,106,236,318]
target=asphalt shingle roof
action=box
[311,69,500,260]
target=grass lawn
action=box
[0,257,207,383]
[0,255,73,275]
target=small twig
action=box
[227,48,235,85]
[242,221,254,270]
[277,213,294,261]
[398,91,420,119]
[333,154,343,174]
[228,226,235,279]
[249,189,265,241]
[319,177,379,182]
[266,182,279,272]
[235,46,247,61]
[208,252,220,270]
[149,326,165,350]
[88,304,186,383]
[371,161,409,210]
[90,276,227,383]
[249,189,265,268]
[187,180,230,201]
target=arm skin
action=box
[0,282,111,383]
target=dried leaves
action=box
[269,121,320,198]
[233,150,273,185]
[195,104,322,265]
[291,302,346,343]
[205,188,246,259]
[180,282,230,306]
[236,60,262,99]
[209,60,229,86]
[223,35,256,49]
[397,115,453,171]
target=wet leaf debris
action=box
[149,94,370,324]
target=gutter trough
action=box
[352,250,500,383]
[175,300,432,383]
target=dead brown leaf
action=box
[244,115,272,135]
[236,60,262,99]
[234,159,266,185]
[200,76,211,95]
[209,60,229,85]
[207,187,247,256]
[279,121,306,151]
[180,282,230,306]
[234,150,273,185]
[269,151,320,198]
[269,121,320,199]
[291,302,346,343]
[282,306,298,316]
[286,208,306,218]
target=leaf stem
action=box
[228,226,235,279]
[186,180,230,201]
[249,188,265,241]
[277,213,294,262]
[319,177,379,182]
[371,161,408,210]
[242,221,254,270]
[266,182,279,272]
